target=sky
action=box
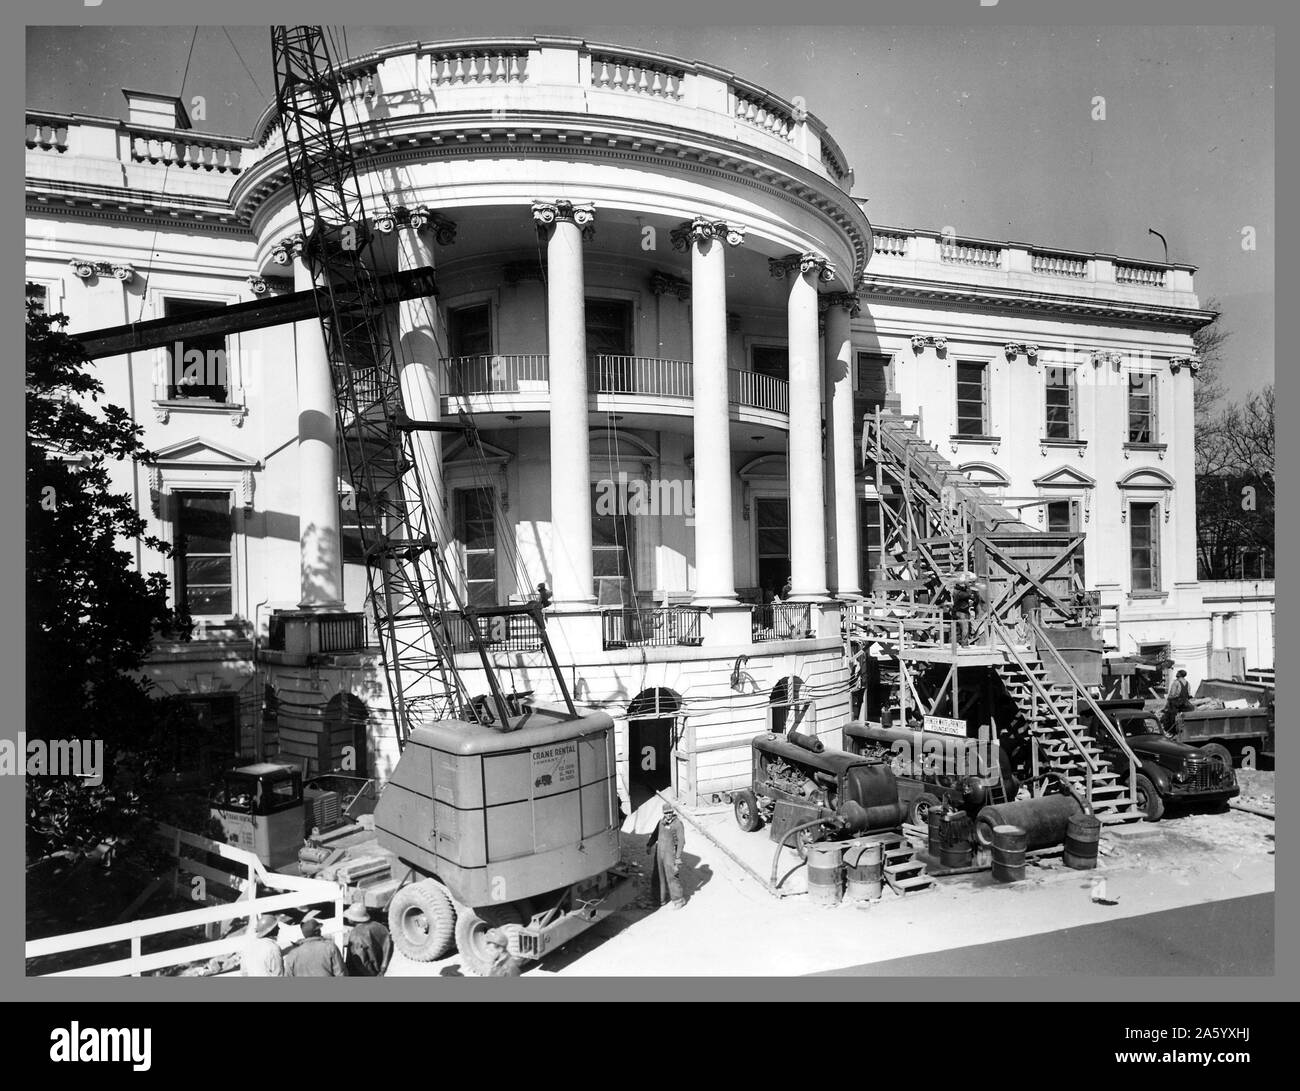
[26,24,1274,401]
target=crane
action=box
[269,26,576,744]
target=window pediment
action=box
[1034,465,1097,490]
[149,436,259,470]
[1117,467,1175,491]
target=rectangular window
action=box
[1046,498,1080,534]
[340,489,381,565]
[456,488,498,607]
[1044,365,1078,440]
[752,344,789,383]
[755,496,791,600]
[175,491,234,616]
[856,352,890,415]
[1130,501,1160,592]
[859,498,883,592]
[1128,372,1157,443]
[591,484,637,606]
[448,303,492,358]
[25,282,47,315]
[955,361,989,437]
[164,297,229,402]
[585,298,634,358]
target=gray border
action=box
[6,1,1289,1005]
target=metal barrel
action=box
[939,843,973,869]
[991,824,1027,882]
[1063,814,1103,870]
[938,811,973,868]
[927,808,945,856]
[843,839,884,902]
[806,841,846,906]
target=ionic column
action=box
[275,234,343,609]
[673,217,746,606]
[822,291,862,598]
[385,206,455,548]
[534,199,597,607]
[772,253,836,601]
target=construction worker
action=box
[646,801,688,909]
[238,915,284,977]
[483,928,524,977]
[1161,669,1194,737]
[283,916,348,977]
[951,573,981,645]
[343,902,393,977]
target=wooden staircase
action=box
[878,832,935,895]
[994,653,1140,823]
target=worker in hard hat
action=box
[646,801,688,909]
[484,928,524,977]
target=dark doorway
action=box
[626,688,680,810]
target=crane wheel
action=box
[456,903,526,976]
[387,879,457,963]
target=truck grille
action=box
[1184,760,1232,792]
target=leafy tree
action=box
[26,305,207,884]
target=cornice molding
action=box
[231,124,870,278]
[858,272,1216,331]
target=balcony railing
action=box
[440,355,790,417]
[440,611,543,653]
[602,606,705,649]
[751,603,813,642]
[728,369,789,414]
[317,613,368,654]
[444,354,550,396]
[589,355,692,398]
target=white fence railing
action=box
[25,824,342,977]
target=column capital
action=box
[648,270,691,300]
[769,252,836,283]
[819,290,861,318]
[1169,355,1200,374]
[246,275,270,295]
[670,217,746,251]
[911,333,948,356]
[67,257,136,283]
[270,233,307,266]
[1004,341,1040,362]
[532,199,596,240]
[373,204,458,245]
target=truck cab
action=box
[210,762,305,870]
[1085,709,1239,821]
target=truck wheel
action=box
[1133,774,1165,822]
[1199,743,1233,770]
[908,792,943,827]
[387,879,456,963]
[456,903,526,977]
[733,790,763,832]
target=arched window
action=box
[769,675,810,735]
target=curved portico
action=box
[233,36,874,629]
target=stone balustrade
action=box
[865,225,1199,299]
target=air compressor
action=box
[732,731,904,858]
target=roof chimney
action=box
[121,89,192,130]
